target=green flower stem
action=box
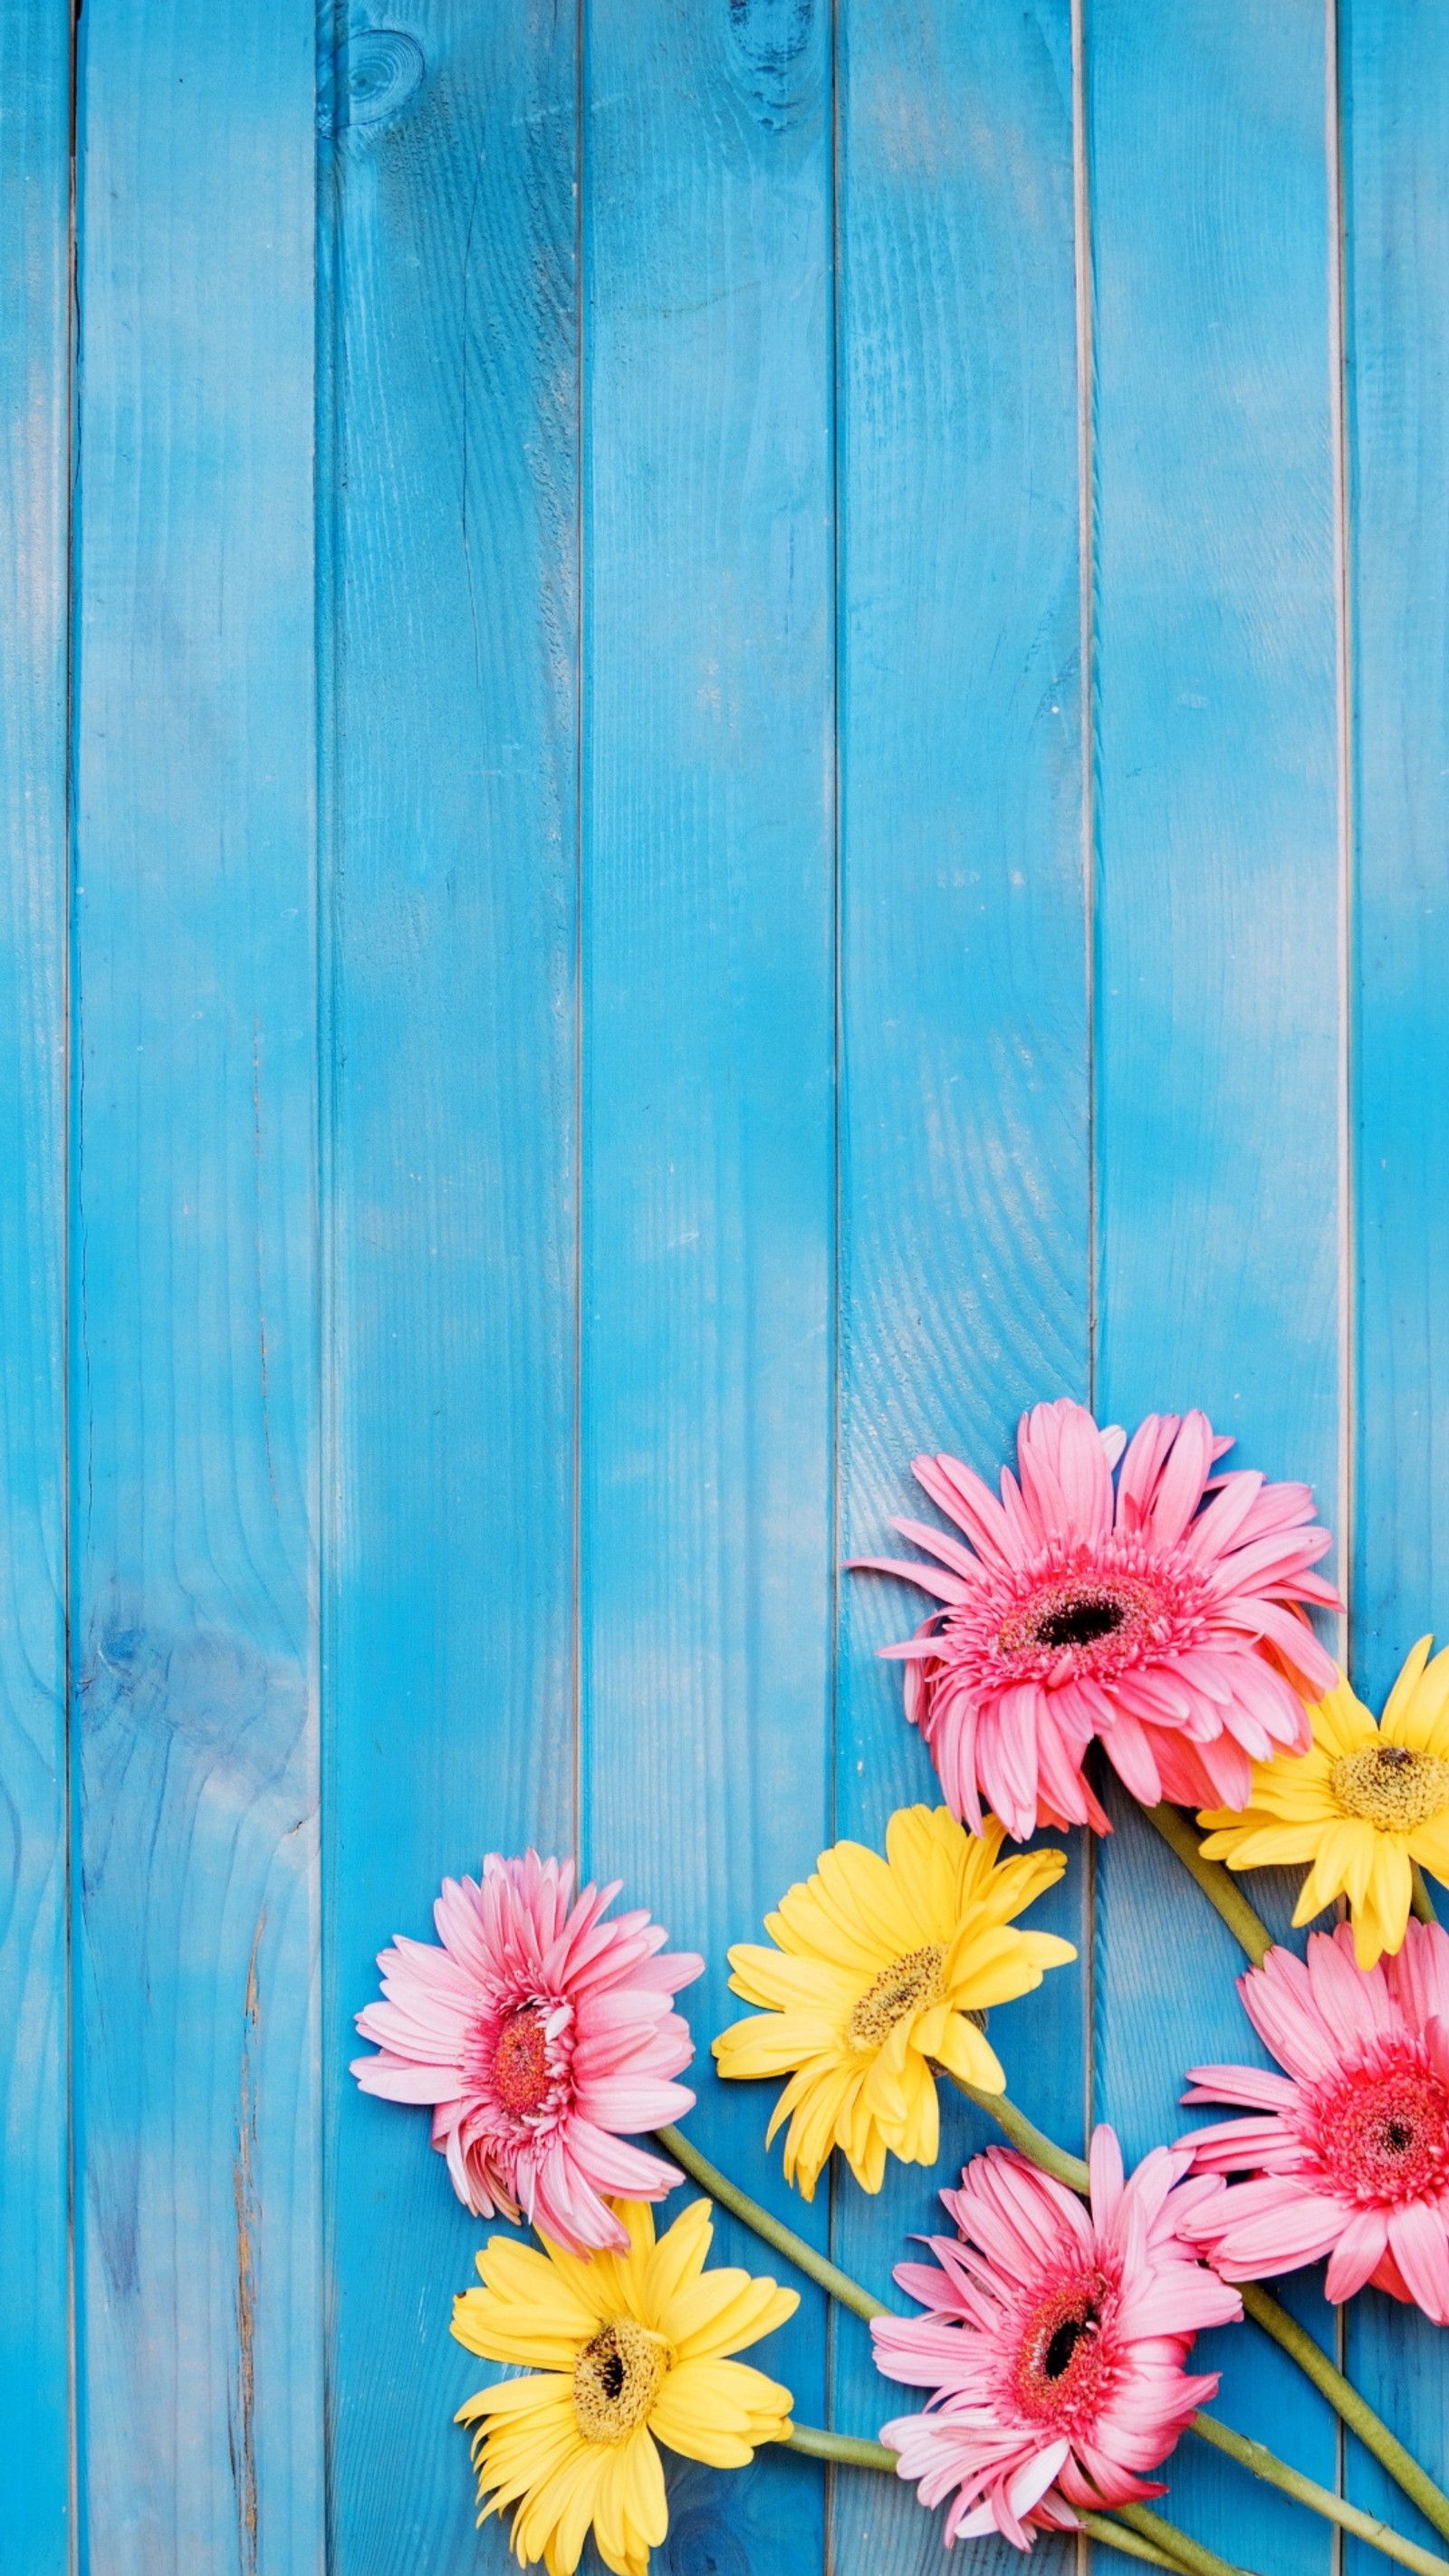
[1115,2501,1262,2576]
[673,2071,1449,2555]
[1128,1804,1449,2543]
[950,2073,1090,2189]
[1411,1861,1440,1927]
[1077,2509,1206,2572]
[1239,2283,1449,2546]
[1190,2410,1449,2576]
[1141,1802,1274,1966]
[782,2424,1234,2575]
[951,2077,1449,2550]
[782,2423,897,2472]
[654,2124,888,2324]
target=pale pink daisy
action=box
[872,2129,1241,2549]
[1179,1919,1449,2321]
[351,1850,704,2255]
[849,1398,1339,1840]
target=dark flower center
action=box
[1331,1741,1449,1832]
[1311,2056,1449,2206]
[572,2319,669,2444]
[493,2004,552,2115]
[995,1566,1165,1671]
[1033,1595,1128,1650]
[1012,2278,1113,2430]
[1043,2309,1098,2378]
[847,1945,945,2051]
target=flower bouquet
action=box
[352,1400,1449,2576]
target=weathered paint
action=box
[1,1,1445,2570]
[0,3,70,2566]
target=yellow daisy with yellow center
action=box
[452,2195,797,2576]
[1198,1636,1449,1968]
[712,1805,1076,2197]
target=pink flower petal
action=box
[1323,2206,1389,2303]
[850,1400,1338,1841]
[878,2135,1240,2544]
[350,1851,699,2253]
[1386,2202,1449,2323]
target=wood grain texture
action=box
[72,1,321,2566]
[1341,2,1449,2560]
[22,3,1449,2566]
[0,5,71,2568]
[1087,0,1343,2563]
[580,2,835,2569]
[832,3,1088,2566]
[319,4,580,2570]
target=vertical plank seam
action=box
[1073,0,1098,1429]
[307,10,331,2565]
[825,0,843,2560]
[312,5,345,2557]
[1071,0,1097,2562]
[64,0,82,2562]
[1328,0,1355,1679]
[571,0,587,1887]
[1327,0,1354,2542]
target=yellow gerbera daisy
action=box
[712,1805,1076,2197]
[1198,1637,1449,1969]
[452,2195,797,2576]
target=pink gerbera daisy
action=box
[1179,1919,1449,2321]
[351,1850,705,2255]
[872,2129,1241,2549]
[849,1398,1339,1840]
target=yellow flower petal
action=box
[813,1841,922,1956]
[1291,1818,1373,1923]
[929,2011,1006,2091]
[714,1805,1072,2200]
[715,2020,833,2082]
[640,2195,714,2322]
[1409,1821,1449,1881]
[667,2271,798,2363]
[1380,1636,1437,1736]
[947,1929,1076,2011]
[883,1802,963,1935]
[649,2357,793,2465]
[778,2058,863,2196]
[456,2198,795,2575]
[724,1946,862,2014]
[1310,1677,1378,1759]
[456,2372,575,2427]
[1201,1818,1324,1868]
[454,2285,597,2371]
[1363,1839,1415,1956]
[1192,1651,1449,1970]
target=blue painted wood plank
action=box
[71,3,321,2566]
[1341,3,1449,2561]
[0,6,71,2567]
[318,4,580,2568]
[832,4,1089,2566]
[1087,0,1343,2563]
[579,2,835,2569]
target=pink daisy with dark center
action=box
[351,1850,704,2255]
[1179,1919,1449,2320]
[849,1398,1339,1840]
[872,2129,1241,2549]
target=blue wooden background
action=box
[4,0,1448,2570]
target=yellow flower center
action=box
[571,2318,670,2444]
[847,1944,945,2050]
[1331,1743,1449,1833]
